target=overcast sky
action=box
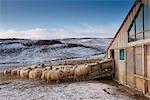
[0,0,134,39]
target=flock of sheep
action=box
[1,63,95,83]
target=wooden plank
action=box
[118,61,126,84]
[134,74,144,79]
[91,72,113,79]
[145,77,150,81]
[135,76,145,92]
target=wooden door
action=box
[114,49,119,81]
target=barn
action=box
[107,0,150,95]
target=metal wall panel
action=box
[126,47,134,88]
[147,45,150,78]
[146,45,150,94]
[135,46,144,92]
[135,47,143,76]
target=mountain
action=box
[0,38,112,64]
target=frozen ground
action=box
[0,78,148,100]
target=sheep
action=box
[17,70,21,77]
[30,64,37,70]
[61,66,75,77]
[55,68,59,70]
[28,70,35,79]
[34,68,43,79]
[41,70,49,81]
[38,64,46,68]
[61,66,69,77]
[46,70,52,83]
[4,69,11,76]
[74,64,89,77]
[68,68,75,76]
[46,70,63,83]
[42,67,51,71]
[28,68,42,79]
[41,64,46,68]
[41,66,53,81]
[22,66,31,70]
[20,69,30,78]
[11,69,18,76]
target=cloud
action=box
[0,23,118,39]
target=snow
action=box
[0,80,146,100]
[0,43,24,50]
[61,38,112,48]
[0,38,112,64]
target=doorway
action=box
[110,49,115,59]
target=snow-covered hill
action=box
[0,38,112,64]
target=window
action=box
[144,5,150,39]
[128,5,144,42]
[136,7,143,34]
[128,23,136,42]
[136,33,143,40]
[119,49,125,60]
[135,7,143,40]
[128,3,150,42]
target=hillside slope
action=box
[0,38,112,64]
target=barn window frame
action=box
[144,4,150,39]
[128,2,150,42]
[128,3,144,42]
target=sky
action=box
[0,0,134,39]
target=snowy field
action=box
[0,79,147,100]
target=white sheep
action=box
[4,69,11,76]
[74,64,89,77]
[20,69,30,78]
[46,70,63,83]
[28,68,42,79]
[41,70,49,80]
[30,64,37,70]
[11,69,18,76]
